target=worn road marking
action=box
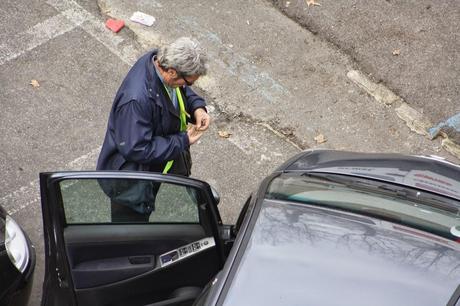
[66,146,101,170]
[46,0,139,65]
[0,0,140,67]
[2,0,298,215]
[96,1,292,105]
[2,147,101,215]
[0,181,40,215]
[0,12,78,66]
[181,16,292,104]
[1,0,138,214]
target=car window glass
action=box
[266,175,460,241]
[59,178,200,224]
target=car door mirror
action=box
[210,186,220,206]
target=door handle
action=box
[129,256,153,265]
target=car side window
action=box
[59,178,200,224]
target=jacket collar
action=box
[145,50,162,100]
[145,50,180,119]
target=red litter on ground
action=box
[105,19,125,33]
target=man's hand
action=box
[194,108,210,131]
[187,125,204,145]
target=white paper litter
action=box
[130,11,156,26]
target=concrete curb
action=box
[347,70,460,160]
[442,138,460,160]
[394,103,432,137]
[346,70,400,106]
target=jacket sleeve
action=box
[113,99,189,164]
[183,86,207,124]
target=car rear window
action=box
[265,175,460,241]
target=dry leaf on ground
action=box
[218,131,232,138]
[30,79,40,88]
[306,0,321,7]
[314,133,327,144]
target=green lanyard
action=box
[163,87,187,174]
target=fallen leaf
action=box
[392,49,401,56]
[306,0,321,7]
[389,127,399,136]
[218,131,232,138]
[314,133,327,144]
[30,79,40,88]
[280,127,294,136]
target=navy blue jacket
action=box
[97,50,206,175]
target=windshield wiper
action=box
[302,172,460,215]
[447,284,460,306]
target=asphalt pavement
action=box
[272,0,460,155]
[0,0,459,305]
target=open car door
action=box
[40,171,225,306]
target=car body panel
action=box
[0,206,35,306]
[222,199,460,306]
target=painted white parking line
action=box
[97,2,292,105]
[46,0,139,65]
[0,12,78,66]
[66,146,101,170]
[2,147,101,215]
[1,0,138,214]
[2,0,296,216]
[0,181,40,216]
[0,0,140,67]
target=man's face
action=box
[164,68,199,87]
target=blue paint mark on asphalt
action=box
[429,112,460,139]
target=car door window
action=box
[60,178,200,224]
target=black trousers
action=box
[110,159,192,223]
[111,201,150,223]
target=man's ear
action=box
[168,68,179,78]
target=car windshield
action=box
[265,174,460,241]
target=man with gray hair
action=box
[97,37,210,221]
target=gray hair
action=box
[157,37,208,76]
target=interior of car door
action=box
[64,224,211,289]
[40,172,224,306]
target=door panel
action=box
[64,224,206,289]
[40,172,224,306]
[76,247,219,306]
